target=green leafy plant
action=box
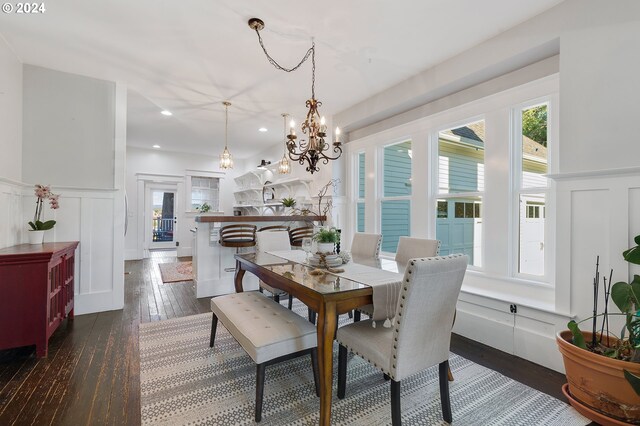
[568,235,640,395]
[197,202,211,213]
[281,197,296,207]
[313,227,340,244]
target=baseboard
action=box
[177,246,192,257]
[125,249,140,261]
[75,291,124,315]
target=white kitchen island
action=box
[192,215,325,298]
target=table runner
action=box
[266,250,402,322]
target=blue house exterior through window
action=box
[381,141,411,253]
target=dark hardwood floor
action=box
[0,250,571,425]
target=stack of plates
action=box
[308,253,343,267]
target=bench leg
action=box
[209,313,218,348]
[288,294,293,310]
[337,344,347,399]
[310,348,320,397]
[256,363,266,422]
[353,310,361,322]
[273,294,280,304]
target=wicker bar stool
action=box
[289,226,314,247]
[258,225,290,233]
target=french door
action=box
[149,189,176,249]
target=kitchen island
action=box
[192,215,325,298]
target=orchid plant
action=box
[28,184,60,231]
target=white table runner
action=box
[266,250,402,321]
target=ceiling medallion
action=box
[248,17,342,174]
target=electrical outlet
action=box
[175,241,179,247]
[510,304,517,314]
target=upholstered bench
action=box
[209,291,319,422]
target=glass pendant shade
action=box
[278,154,290,174]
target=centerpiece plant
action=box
[313,227,340,254]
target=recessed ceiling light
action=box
[153,144,161,149]
[161,110,172,116]
[258,127,268,132]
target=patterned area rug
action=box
[158,261,193,283]
[139,300,588,426]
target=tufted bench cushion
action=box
[210,291,317,364]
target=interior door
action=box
[150,190,176,249]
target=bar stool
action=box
[258,225,290,233]
[219,224,256,271]
[289,226,314,247]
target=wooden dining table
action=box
[234,251,400,426]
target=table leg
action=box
[317,300,337,426]
[234,259,246,293]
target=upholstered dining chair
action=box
[354,236,440,322]
[350,232,382,260]
[337,254,468,426]
[255,230,294,309]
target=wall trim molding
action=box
[547,166,640,181]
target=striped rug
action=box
[139,301,588,426]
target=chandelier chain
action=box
[224,103,228,148]
[252,28,316,99]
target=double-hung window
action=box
[356,152,366,232]
[514,102,549,278]
[380,140,412,254]
[436,120,485,267]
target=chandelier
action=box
[248,18,342,174]
[219,101,233,170]
[278,113,291,174]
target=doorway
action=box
[150,189,176,249]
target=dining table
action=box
[234,250,403,426]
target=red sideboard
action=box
[0,241,79,357]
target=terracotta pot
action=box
[556,330,640,424]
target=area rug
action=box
[139,300,589,426]
[158,261,193,283]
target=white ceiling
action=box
[0,0,564,158]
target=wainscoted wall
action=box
[453,169,640,373]
[0,179,26,249]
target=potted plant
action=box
[281,197,296,215]
[28,184,60,244]
[314,227,339,254]
[556,236,640,424]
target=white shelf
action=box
[267,177,312,188]
[233,187,263,195]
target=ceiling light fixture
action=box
[161,110,172,116]
[152,144,161,149]
[248,17,341,174]
[258,127,268,132]
[219,101,233,170]
[278,113,291,175]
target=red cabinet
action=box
[0,241,79,357]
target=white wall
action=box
[22,65,116,188]
[125,146,245,259]
[337,0,640,372]
[20,66,126,315]
[0,36,24,249]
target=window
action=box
[356,152,365,232]
[380,141,411,253]
[436,120,484,266]
[191,176,220,212]
[516,103,548,277]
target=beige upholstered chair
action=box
[354,237,440,321]
[350,232,382,260]
[255,231,294,309]
[337,254,468,425]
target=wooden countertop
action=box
[195,215,326,223]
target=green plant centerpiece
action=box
[314,227,340,254]
[557,236,640,424]
[197,202,211,213]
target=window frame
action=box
[378,139,412,256]
[510,97,557,283]
[434,116,486,270]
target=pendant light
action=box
[278,113,291,174]
[219,101,233,170]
